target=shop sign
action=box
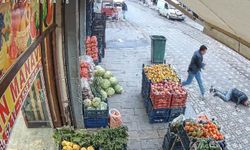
[0,47,41,149]
[0,0,40,79]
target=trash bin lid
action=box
[150,35,166,40]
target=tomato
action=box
[189,127,194,132]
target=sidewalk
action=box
[103,20,196,149]
[103,1,250,149]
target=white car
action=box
[157,0,184,21]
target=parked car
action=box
[157,0,184,21]
[101,0,114,17]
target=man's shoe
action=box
[200,95,206,100]
[209,86,215,93]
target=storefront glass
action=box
[21,71,51,128]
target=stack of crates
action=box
[86,0,94,35]
[83,102,109,128]
[92,13,106,62]
[141,64,187,124]
[147,99,170,123]
[150,87,172,109]
[141,66,150,106]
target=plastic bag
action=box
[109,108,122,128]
[196,112,210,123]
[171,114,184,128]
[79,55,95,81]
[81,78,94,100]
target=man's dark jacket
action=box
[188,50,204,73]
[231,88,248,105]
[122,3,128,11]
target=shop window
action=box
[22,71,51,128]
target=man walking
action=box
[122,2,128,19]
[182,45,207,99]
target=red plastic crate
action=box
[150,93,172,100]
[151,98,171,109]
[171,93,187,108]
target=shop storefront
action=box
[0,1,63,149]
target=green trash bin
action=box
[150,35,166,63]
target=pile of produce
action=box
[168,114,226,150]
[53,126,128,150]
[150,80,187,108]
[61,140,94,150]
[81,79,94,100]
[193,139,222,150]
[151,81,186,97]
[83,97,108,110]
[80,61,90,79]
[86,36,98,62]
[184,120,224,141]
[91,66,123,100]
[144,64,179,83]
[109,109,123,128]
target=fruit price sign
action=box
[0,47,42,149]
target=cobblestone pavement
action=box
[103,1,250,150]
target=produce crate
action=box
[84,117,108,128]
[92,28,105,34]
[171,93,188,108]
[149,115,169,124]
[93,13,106,20]
[59,144,98,150]
[83,100,109,118]
[94,60,99,65]
[168,107,186,122]
[98,144,127,150]
[151,98,171,109]
[141,67,150,100]
[83,107,109,118]
[147,98,170,117]
[144,97,150,112]
[92,25,106,30]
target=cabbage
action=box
[103,71,113,79]
[106,87,115,97]
[100,102,108,110]
[96,65,104,71]
[95,66,105,76]
[109,77,118,86]
[100,90,108,100]
[92,97,101,108]
[101,79,111,89]
[84,99,92,107]
[114,84,123,94]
